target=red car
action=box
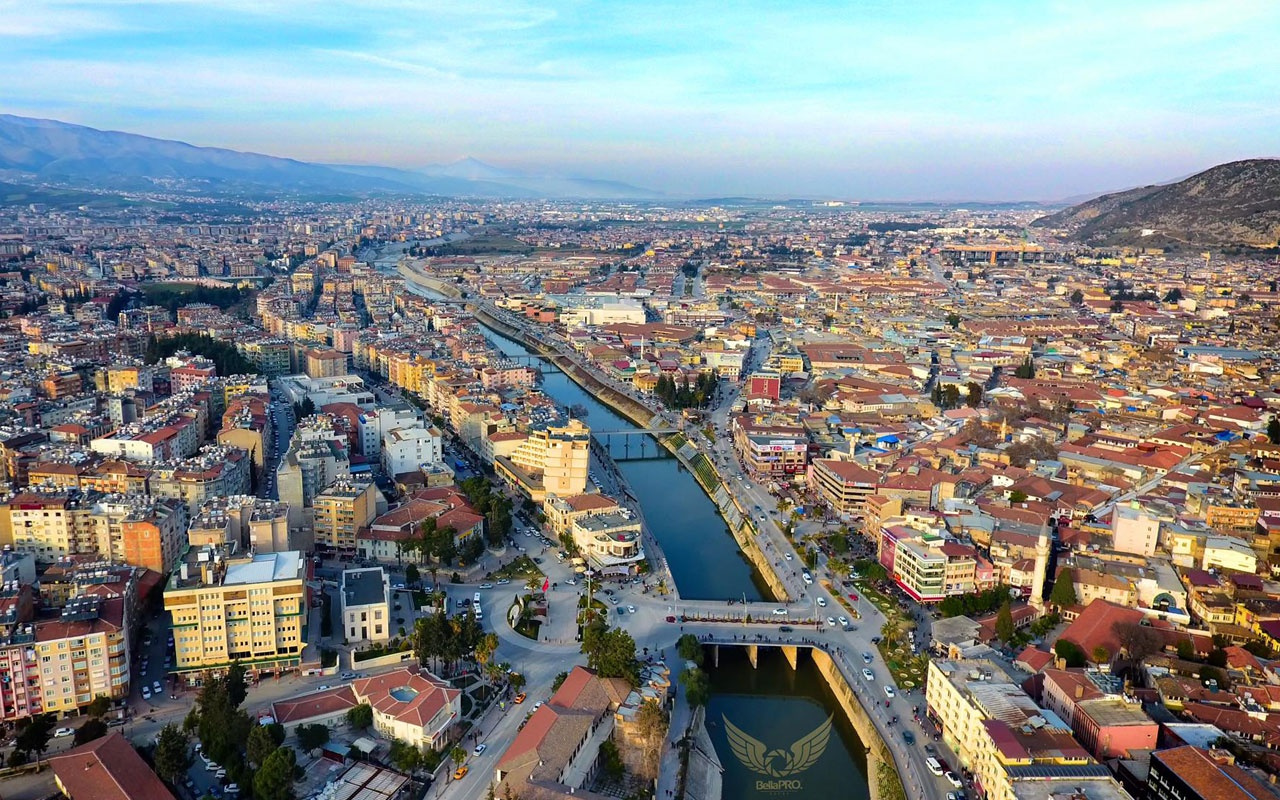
[849,593,859,602]
[665,615,676,623]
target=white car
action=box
[141,687,152,700]
[473,743,488,756]
[53,727,75,738]
[784,552,793,560]
[826,616,836,627]
[627,605,636,613]
[884,685,896,698]
[816,597,827,607]
[945,771,962,788]
[838,616,849,627]
[152,680,163,695]
[772,608,789,616]
[801,573,814,585]
[862,668,875,681]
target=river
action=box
[478,327,767,602]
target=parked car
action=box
[453,766,469,780]
[53,727,75,738]
[945,771,962,788]
[772,608,788,616]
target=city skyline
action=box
[3,0,1280,200]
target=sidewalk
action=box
[655,680,692,799]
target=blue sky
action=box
[3,0,1279,200]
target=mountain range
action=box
[1033,159,1280,248]
[0,114,660,200]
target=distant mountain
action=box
[417,157,663,200]
[1033,159,1280,247]
[0,114,660,200]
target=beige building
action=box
[164,547,306,678]
[340,567,391,644]
[313,480,379,553]
[495,419,590,503]
[570,511,645,576]
[809,458,880,517]
[352,667,461,750]
[1111,503,1159,557]
[543,493,621,539]
[305,348,348,379]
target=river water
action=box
[479,327,766,602]
[396,274,868,796]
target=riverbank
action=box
[397,260,463,299]
[471,302,792,603]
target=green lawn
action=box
[494,556,543,581]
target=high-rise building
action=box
[496,419,590,503]
[313,480,378,553]
[164,547,306,678]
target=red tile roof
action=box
[49,732,176,800]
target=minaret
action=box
[1029,524,1051,612]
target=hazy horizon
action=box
[4,0,1279,201]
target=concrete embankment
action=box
[397,261,463,299]
[684,706,724,800]
[471,304,792,603]
[810,648,906,800]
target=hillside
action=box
[1032,159,1280,248]
[0,115,660,200]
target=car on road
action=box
[784,552,793,560]
[496,578,510,585]
[478,583,493,589]
[453,766,469,780]
[884,685,896,698]
[903,731,915,745]
[339,672,356,680]
[532,702,543,711]
[862,668,874,681]
[627,605,636,613]
[848,593,859,602]
[838,615,849,627]
[54,727,75,738]
[816,596,826,607]
[153,680,163,695]
[514,693,527,704]
[610,596,619,604]
[801,572,813,585]
[863,652,873,663]
[779,625,793,632]
[318,685,332,691]
[142,687,151,700]
[473,744,488,756]
[944,771,962,788]
[826,616,836,627]
[772,608,788,616]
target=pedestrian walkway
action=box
[655,678,692,799]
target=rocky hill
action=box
[1032,159,1280,248]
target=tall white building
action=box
[381,425,443,477]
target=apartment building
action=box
[927,658,1101,800]
[496,419,590,503]
[543,492,621,539]
[148,446,252,515]
[340,567,390,644]
[89,496,187,575]
[313,480,378,553]
[381,425,443,478]
[0,594,131,721]
[164,547,306,678]
[1148,746,1273,800]
[879,523,984,602]
[809,458,880,516]
[277,422,351,529]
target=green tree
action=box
[551,671,569,692]
[86,694,112,718]
[296,723,330,752]
[451,745,467,768]
[389,739,422,773]
[995,600,1015,643]
[1048,569,1078,608]
[1055,639,1086,668]
[509,671,527,692]
[599,739,625,779]
[405,563,420,587]
[1091,645,1111,664]
[677,633,704,667]
[1268,416,1280,444]
[346,703,374,731]
[1176,638,1195,661]
[1070,289,1084,306]
[581,625,640,686]
[1163,288,1183,304]
[254,746,297,800]
[680,667,711,708]
[247,724,283,767]
[15,713,55,762]
[1014,356,1035,379]
[965,382,984,408]
[226,661,248,708]
[1008,490,1028,504]
[153,724,192,783]
[73,718,108,746]
[946,312,962,329]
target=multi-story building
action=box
[164,547,306,679]
[305,348,348,379]
[89,496,187,575]
[927,658,1100,800]
[277,419,351,529]
[380,425,443,478]
[496,419,590,503]
[879,522,983,602]
[147,446,252,516]
[809,458,880,517]
[1111,502,1159,557]
[570,510,645,576]
[543,492,621,540]
[0,594,131,721]
[731,416,808,478]
[340,567,391,644]
[313,480,378,553]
